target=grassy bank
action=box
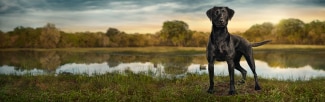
[1,44,325,52]
[0,72,324,101]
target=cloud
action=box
[1,0,324,15]
[0,0,324,33]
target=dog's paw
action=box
[207,89,215,94]
[255,85,261,90]
[228,90,237,95]
[237,79,246,85]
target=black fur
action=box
[206,6,271,95]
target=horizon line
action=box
[2,18,324,34]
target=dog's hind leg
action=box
[234,52,247,84]
[243,48,261,90]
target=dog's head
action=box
[206,6,234,27]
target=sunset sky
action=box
[1,0,325,33]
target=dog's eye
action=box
[214,10,219,15]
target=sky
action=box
[0,0,325,33]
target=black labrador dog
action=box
[206,6,271,95]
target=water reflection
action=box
[0,50,324,80]
[0,65,45,75]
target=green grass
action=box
[0,72,324,101]
[1,45,325,101]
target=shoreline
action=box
[1,44,325,51]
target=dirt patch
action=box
[204,82,261,96]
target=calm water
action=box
[0,49,324,81]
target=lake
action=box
[0,48,324,81]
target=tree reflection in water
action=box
[0,50,324,80]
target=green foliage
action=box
[106,27,120,37]
[58,32,80,47]
[305,20,325,44]
[243,22,273,42]
[58,32,110,48]
[273,18,306,44]
[160,20,193,46]
[1,19,325,48]
[187,31,209,47]
[244,18,325,44]
[40,23,61,48]
[6,26,42,48]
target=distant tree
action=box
[40,23,61,48]
[272,18,306,44]
[105,27,127,47]
[94,32,110,47]
[7,26,41,48]
[78,33,95,47]
[0,30,5,48]
[145,33,160,46]
[305,20,325,44]
[102,35,110,47]
[58,32,78,47]
[188,31,209,47]
[119,34,129,47]
[160,20,193,46]
[106,27,120,37]
[243,22,274,42]
[128,34,146,47]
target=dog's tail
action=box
[251,40,272,47]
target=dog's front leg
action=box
[207,57,215,94]
[227,60,236,95]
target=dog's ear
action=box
[226,7,234,20]
[206,7,214,20]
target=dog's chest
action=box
[214,49,227,61]
[212,43,235,61]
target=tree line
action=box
[243,18,325,44]
[0,18,324,48]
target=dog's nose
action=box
[219,20,224,23]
